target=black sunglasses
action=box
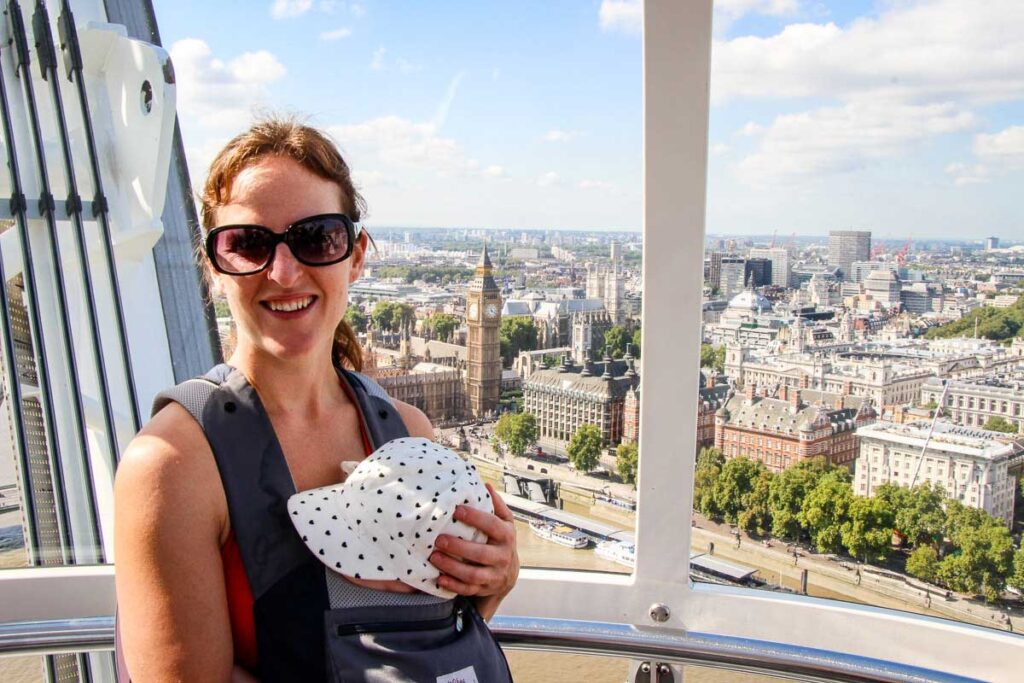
[205,213,360,275]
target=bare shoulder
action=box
[392,399,434,440]
[115,402,227,543]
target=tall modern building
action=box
[986,236,1000,251]
[828,230,871,281]
[719,257,746,297]
[744,258,773,288]
[749,247,790,287]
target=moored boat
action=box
[529,520,590,549]
[595,540,636,569]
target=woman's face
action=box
[211,155,366,363]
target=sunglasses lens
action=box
[212,227,275,274]
[288,216,350,265]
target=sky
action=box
[153,1,1024,240]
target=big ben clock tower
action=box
[465,244,502,418]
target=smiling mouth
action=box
[264,295,316,312]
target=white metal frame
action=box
[0,1,1022,681]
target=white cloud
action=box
[973,126,1024,168]
[598,0,641,35]
[483,165,507,178]
[371,47,386,70]
[544,129,583,143]
[578,179,615,191]
[350,1,366,17]
[738,122,764,137]
[170,39,288,180]
[353,169,398,189]
[712,0,1024,105]
[270,0,312,19]
[170,39,286,132]
[710,143,731,157]
[537,171,562,187]
[329,116,493,178]
[736,100,976,185]
[433,72,465,129]
[945,162,990,186]
[320,27,352,41]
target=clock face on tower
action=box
[485,303,499,319]
[468,302,479,320]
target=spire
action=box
[478,242,493,269]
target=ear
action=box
[348,231,369,284]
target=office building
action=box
[828,230,872,281]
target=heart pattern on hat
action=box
[288,437,493,598]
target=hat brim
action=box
[289,484,458,597]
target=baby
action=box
[287,437,494,598]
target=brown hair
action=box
[200,116,367,371]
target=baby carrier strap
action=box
[117,363,410,682]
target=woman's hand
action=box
[429,483,519,619]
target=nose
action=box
[266,242,302,286]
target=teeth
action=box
[267,296,313,312]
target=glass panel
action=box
[0,652,112,683]
[697,1,1024,635]
[157,2,642,575]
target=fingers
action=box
[487,483,514,521]
[453,504,515,542]
[433,534,503,566]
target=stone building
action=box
[854,421,1024,526]
[714,385,876,472]
[921,372,1024,432]
[376,363,467,424]
[523,354,640,446]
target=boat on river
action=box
[595,540,636,569]
[529,520,590,549]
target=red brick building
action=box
[714,384,875,472]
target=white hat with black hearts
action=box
[287,436,494,598]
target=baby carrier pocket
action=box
[325,597,512,683]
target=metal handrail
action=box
[0,615,981,683]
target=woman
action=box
[114,118,519,681]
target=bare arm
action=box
[115,404,236,682]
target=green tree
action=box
[876,482,946,548]
[693,447,725,518]
[983,416,1019,433]
[906,545,940,583]
[499,317,538,365]
[631,329,641,358]
[615,442,639,486]
[737,468,774,536]
[711,457,769,528]
[937,523,1015,602]
[1010,546,1024,594]
[768,458,831,540]
[799,470,854,553]
[567,424,603,473]
[700,344,725,373]
[493,412,538,459]
[424,313,459,342]
[344,306,368,333]
[371,301,414,332]
[603,325,631,358]
[841,496,895,562]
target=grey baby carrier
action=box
[115,364,512,682]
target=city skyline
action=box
[156,1,1023,237]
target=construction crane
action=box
[870,244,885,260]
[895,237,913,265]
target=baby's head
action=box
[288,437,494,598]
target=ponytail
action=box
[332,319,364,372]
